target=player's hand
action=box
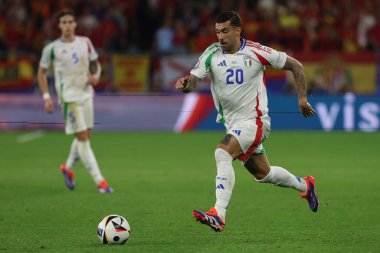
[175,76,189,90]
[299,99,316,117]
[44,98,54,114]
[88,75,99,86]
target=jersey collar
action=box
[59,36,77,44]
[222,37,246,54]
[238,38,246,51]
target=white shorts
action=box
[62,98,94,135]
[227,115,271,164]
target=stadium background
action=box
[0,0,379,132]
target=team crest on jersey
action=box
[217,60,227,67]
[244,57,252,67]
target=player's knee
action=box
[215,148,233,163]
[75,131,89,142]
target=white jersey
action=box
[39,36,98,103]
[190,38,287,129]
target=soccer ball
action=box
[97,214,131,244]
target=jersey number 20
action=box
[226,69,244,85]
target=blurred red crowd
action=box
[1,0,380,57]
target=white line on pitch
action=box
[17,131,45,143]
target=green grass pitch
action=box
[0,131,379,252]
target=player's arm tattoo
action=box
[89,60,99,75]
[282,56,307,100]
[182,74,201,93]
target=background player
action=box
[175,11,319,232]
[37,9,113,193]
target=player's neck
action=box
[226,39,242,54]
[61,34,76,43]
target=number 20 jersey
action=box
[190,38,287,129]
[39,36,98,103]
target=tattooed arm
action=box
[174,74,201,93]
[88,60,101,86]
[282,56,316,117]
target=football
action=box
[97,214,131,244]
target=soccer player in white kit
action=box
[37,10,113,193]
[175,11,319,232]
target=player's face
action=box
[215,21,241,53]
[58,15,77,38]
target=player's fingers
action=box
[175,78,185,89]
[174,81,183,89]
[307,108,316,116]
[303,110,315,117]
[307,104,316,114]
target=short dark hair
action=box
[56,9,75,23]
[215,11,242,27]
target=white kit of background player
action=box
[38,10,112,193]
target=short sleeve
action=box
[267,49,287,69]
[190,59,208,80]
[190,43,219,80]
[85,38,98,61]
[249,43,287,69]
[39,43,54,69]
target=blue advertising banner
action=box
[195,93,380,132]
[1,94,378,132]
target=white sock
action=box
[214,148,235,220]
[77,140,104,184]
[257,166,307,192]
[66,139,79,170]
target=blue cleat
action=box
[60,164,75,190]
[192,208,225,232]
[300,176,319,212]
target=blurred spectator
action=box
[154,18,175,54]
[368,13,380,51]
[78,6,98,36]
[1,0,379,96]
[357,2,376,50]
[0,0,380,56]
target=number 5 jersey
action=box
[39,36,98,103]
